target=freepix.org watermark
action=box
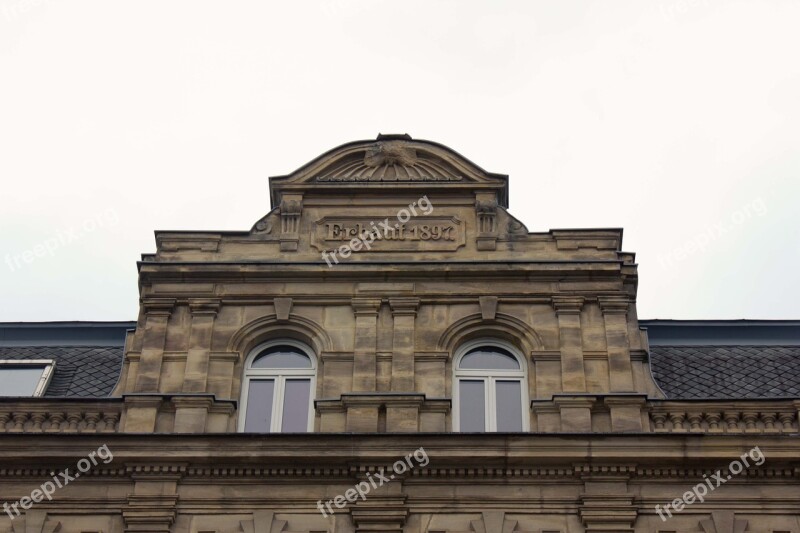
[655,446,765,522]
[1,0,52,22]
[4,208,119,273]
[316,446,429,517]
[657,197,767,270]
[321,195,434,267]
[3,444,114,520]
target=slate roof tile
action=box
[650,345,800,399]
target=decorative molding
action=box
[189,298,221,316]
[389,297,420,316]
[356,282,415,295]
[319,351,355,362]
[209,351,240,362]
[530,350,562,362]
[226,313,334,354]
[351,298,382,317]
[156,234,221,253]
[414,351,449,363]
[142,298,176,317]
[0,402,122,433]
[437,312,545,352]
[551,296,585,315]
[162,351,188,362]
[597,296,630,315]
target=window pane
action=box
[459,380,486,432]
[496,380,523,431]
[460,346,520,370]
[0,367,46,396]
[244,379,274,432]
[251,346,312,369]
[281,379,311,432]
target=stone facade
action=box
[1,135,799,532]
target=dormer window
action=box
[0,359,55,397]
[453,341,528,432]
[239,341,316,433]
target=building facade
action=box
[1,135,799,532]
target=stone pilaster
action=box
[352,298,381,392]
[182,298,221,393]
[389,297,419,393]
[598,296,635,392]
[604,395,647,432]
[552,296,587,393]
[553,395,596,432]
[133,299,175,393]
[121,395,163,433]
[171,396,214,433]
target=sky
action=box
[1,1,798,321]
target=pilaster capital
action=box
[552,394,598,409]
[170,395,216,410]
[123,394,166,410]
[188,298,221,317]
[142,298,176,317]
[597,296,631,315]
[551,296,585,315]
[352,297,382,317]
[389,297,420,316]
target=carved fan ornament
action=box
[315,140,464,182]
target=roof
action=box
[0,322,133,398]
[641,320,800,399]
[649,345,800,399]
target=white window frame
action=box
[453,339,529,432]
[238,340,316,433]
[0,359,56,397]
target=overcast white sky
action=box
[1,1,798,322]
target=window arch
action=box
[453,339,529,432]
[239,339,316,433]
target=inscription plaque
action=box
[311,216,465,252]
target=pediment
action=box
[269,134,509,208]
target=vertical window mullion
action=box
[272,377,285,432]
[487,377,495,432]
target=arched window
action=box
[453,340,528,432]
[239,340,316,433]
